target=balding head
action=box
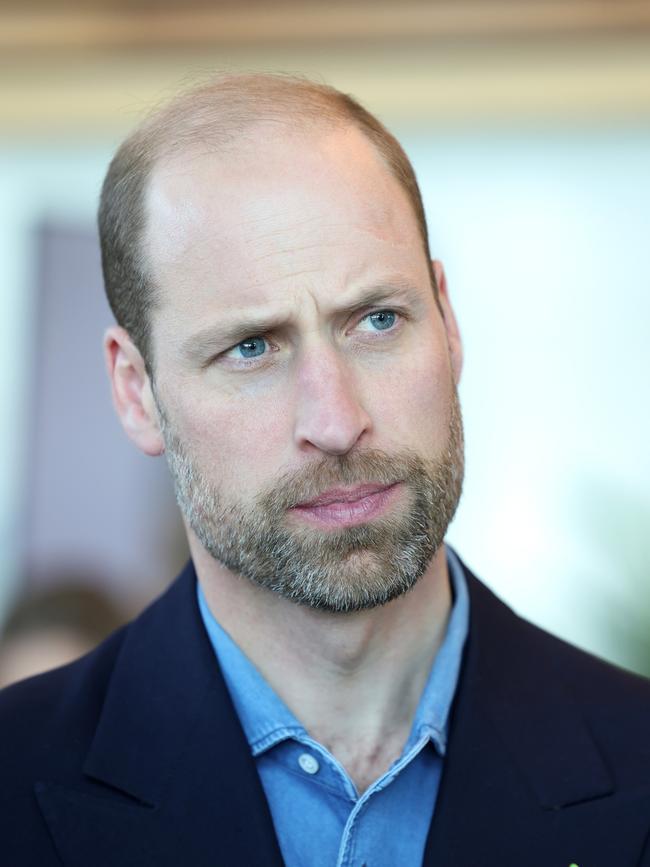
[98,73,434,373]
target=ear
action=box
[104,326,165,457]
[432,260,463,385]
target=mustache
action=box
[260,448,427,511]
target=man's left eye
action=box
[358,310,398,332]
[224,336,268,360]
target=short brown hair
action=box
[98,73,434,373]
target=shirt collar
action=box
[197,586,302,755]
[198,544,469,758]
[407,545,469,756]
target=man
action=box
[1,74,649,866]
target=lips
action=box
[295,483,397,509]
[289,482,401,529]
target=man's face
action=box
[144,124,464,612]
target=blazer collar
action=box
[423,563,616,864]
[37,562,284,867]
[82,561,222,805]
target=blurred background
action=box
[1,0,649,685]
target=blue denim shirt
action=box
[198,546,469,867]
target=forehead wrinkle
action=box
[250,238,346,267]
[237,205,326,231]
[245,215,416,275]
[241,212,356,249]
[240,205,409,244]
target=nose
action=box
[292,347,372,456]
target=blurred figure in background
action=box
[0,578,127,688]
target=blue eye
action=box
[235,336,267,358]
[366,310,396,331]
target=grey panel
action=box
[22,222,188,604]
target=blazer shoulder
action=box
[465,562,650,687]
[465,565,650,787]
[0,566,199,777]
[517,603,650,725]
[0,623,128,773]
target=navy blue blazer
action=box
[1,557,650,866]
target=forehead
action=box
[144,124,428,331]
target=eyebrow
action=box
[181,280,424,361]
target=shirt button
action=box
[298,753,320,775]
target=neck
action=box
[194,540,452,792]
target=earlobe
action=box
[432,260,463,385]
[104,326,165,457]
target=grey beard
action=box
[160,390,464,613]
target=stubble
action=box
[159,388,464,613]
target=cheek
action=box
[364,347,453,451]
[173,384,292,490]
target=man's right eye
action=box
[223,336,268,360]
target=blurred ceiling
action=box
[3,0,650,50]
[2,0,650,135]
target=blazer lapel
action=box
[423,569,649,867]
[35,564,284,867]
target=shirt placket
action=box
[336,733,432,867]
